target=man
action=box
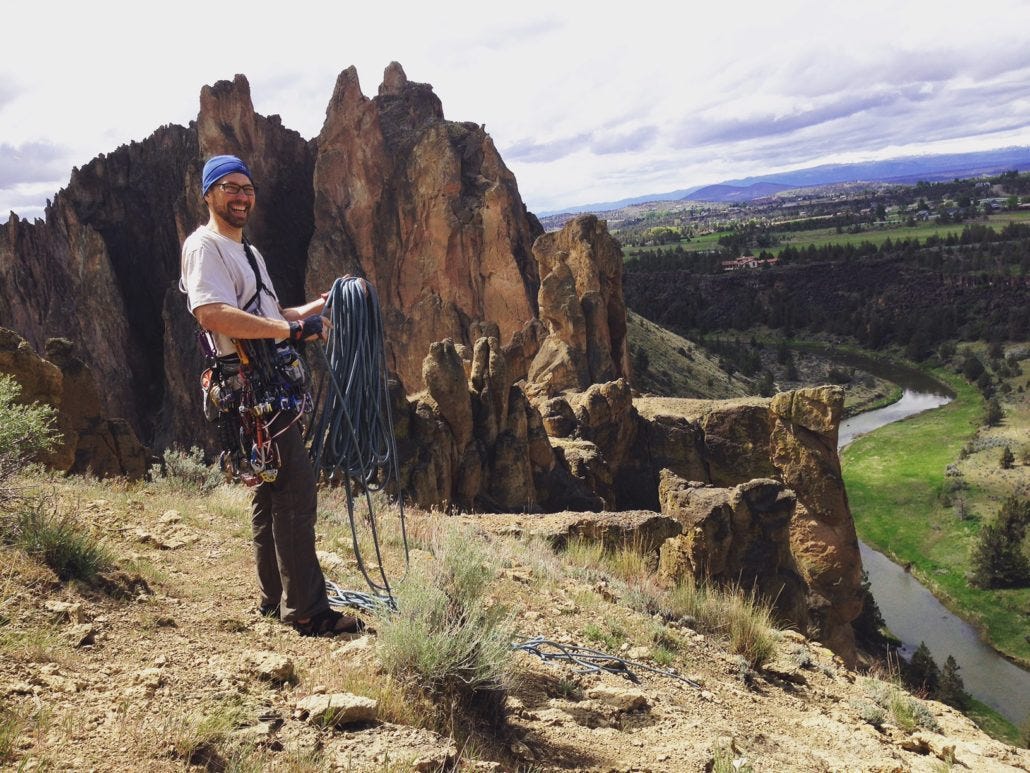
[179,154,362,637]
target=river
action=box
[838,375,1030,726]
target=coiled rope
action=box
[305,279,697,694]
[306,276,408,611]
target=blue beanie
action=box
[201,155,253,194]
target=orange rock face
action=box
[305,63,542,394]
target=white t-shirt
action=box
[179,226,288,356]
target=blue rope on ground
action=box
[511,636,703,690]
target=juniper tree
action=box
[983,397,1003,427]
[971,497,1030,588]
[937,655,970,710]
[1001,445,1015,470]
[906,641,940,695]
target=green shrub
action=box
[150,446,222,493]
[0,376,59,510]
[376,523,515,736]
[970,497,1030,589]
[659,579,778,668]
[6,498,111,582]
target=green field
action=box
[776,210,1030,253]
[841,367,1030,669]
[620,210,1030,258]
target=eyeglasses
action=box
[216,182,257,196]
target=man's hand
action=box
[290,314,331,342]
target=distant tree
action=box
[961,355,985,381]
[937,655,970,710]
[954,496,974,522]
[970,497,1030,588]
[938,341,957,361]
[852,570,887,647]
[631,346,650,376]
[757,370,775,397]
[983,397,1003,427]
[907,642,940,694]
[1001,446,1015,470]
[905,329,933,362]
[775,341,791,365]
[976,370,995,397]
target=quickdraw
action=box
[200,335,313,487]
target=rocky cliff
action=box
[0,327,148,478]
[0,64,862,661]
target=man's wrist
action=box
[288,320,302,341]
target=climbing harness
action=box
[305,275,408,611]
[199,335,313,486]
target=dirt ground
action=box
[2,478,1029,772]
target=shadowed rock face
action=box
[0,328,147,478]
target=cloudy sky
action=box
[3,1,1030,219]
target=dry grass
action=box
[660,579,778,668]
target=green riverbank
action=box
[841,368,1030,670]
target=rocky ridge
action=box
[1,485,1027,772]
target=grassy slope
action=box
[625,309,755,399]
[841,358,1030,669]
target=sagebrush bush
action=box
[376,523,515,735]
[0,376,59,510]
[864,678,941,733]
[150,446,222,493]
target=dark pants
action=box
[251,413,328,622]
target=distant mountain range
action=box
[539,146,1030,214]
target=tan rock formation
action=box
[460,510,683,554]
[304,63,542,395]
[657,472,809,628]
[528,215,630,394]
[633,387,863,663]
[769,386,863,655]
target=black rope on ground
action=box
[305,275,408,611]
[511,636,703,690]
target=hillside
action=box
[537,145,1030,218]
[625,310,755,399]
[3,468,1029,771]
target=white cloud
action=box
[2,0,1030,216]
